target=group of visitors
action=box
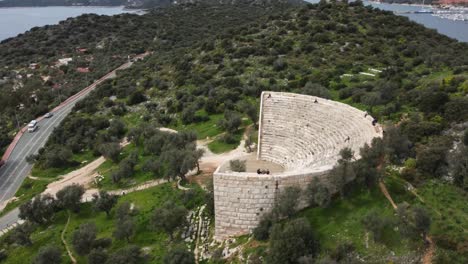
[365,111,379,126]
[257,168,270,175]
[267,93,320,104]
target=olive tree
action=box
[267,218,319,264]
[272,186,301,219]
[56,184,85,213]
[151,200,188,240]
[93,191,118,217]
[306,178,331,208]
[164,244,195,264]
[19,194,55,225]
[33,245,62,264]
[72,223,97,255]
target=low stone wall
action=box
[214,165,333,240]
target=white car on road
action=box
[28,120,38,133]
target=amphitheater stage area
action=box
[216,153,285,174]
[213,91,383,240]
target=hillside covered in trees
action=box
[0,0,467,263]
[0,0,300,8]
[0,0,283,154]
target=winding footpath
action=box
[378,181,397,210]
[61,211,77,264]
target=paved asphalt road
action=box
[0,63,132,231]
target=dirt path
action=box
[422,236,435,264]
[44,157,106,197]
[198,126,251,170]
[81,178,168,202]
[190,128,251,186]
[378,181,398,210]
[379,180,434,264]
[43,139,130,198]
[61,211,76,264]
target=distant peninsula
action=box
[0,0,174,9]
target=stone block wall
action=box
[214,167,332,240]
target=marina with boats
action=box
[359,0,468,42]
[395,6,468,21]
[371,1,468,21]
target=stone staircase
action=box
[258,92,381,172]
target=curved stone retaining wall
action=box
[214,166,335,239]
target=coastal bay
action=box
[0,6,140,41]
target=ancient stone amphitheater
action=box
[214,92,382,239]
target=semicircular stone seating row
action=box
[259,92,379,172]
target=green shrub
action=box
[229,159,246,172]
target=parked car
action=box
[44,112,53,118]
[0,159,5,168]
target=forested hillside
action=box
[0,1,467,263]
[0,1,282,154]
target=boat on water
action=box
[415,0,434,14]
[414,9,434,14]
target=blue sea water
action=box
[0,6,139,41]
